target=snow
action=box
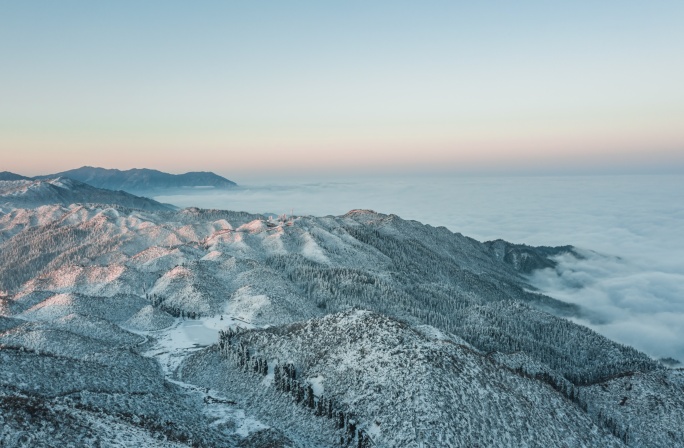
[262,361,276,386]
[75,411,190,448]
[204,404,268,437]
[20,293,76,321]
[261,229,287,255]
[225,287,271,323]
[300,232,329,263]
[307,375,325,396]
[202,250,223,261]
[366,421,381,439]
[238,219,267,233]
[415,324,448,340]
[142,314,253,377]
[414,324,473,347]
[131,313,270,441]
[123,305,175,331]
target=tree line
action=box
[218,328,374,447]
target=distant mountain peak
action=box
[344,209,380,216]
[35,166,237,194]
[0,171,31,181]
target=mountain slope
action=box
[0,178,174,212]
[0,171,30,181]
[182,310,624,447]
[36,166,237,193]
[0,205,657,384]
[483,239,579,273]
[1,203,681,447]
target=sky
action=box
[1,1,684,176]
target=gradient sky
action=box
[1,1,683,177]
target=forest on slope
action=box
[1,201,682,447]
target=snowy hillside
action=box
[0,178,173,213]
[183,310,624,447]
[1,201,682,447]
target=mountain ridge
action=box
[1,196,682,446]
[34,166,237,193]
[181,309,626,447]
[0,177,174,213]
[0,171,31,181]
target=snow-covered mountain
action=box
[1,198,682,447]
[0,178,174,213]
[181,309,665,447]
[35,166,238,194]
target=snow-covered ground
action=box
[138,313,269,439]
[142,315,253,377]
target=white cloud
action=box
[531,250,684,361]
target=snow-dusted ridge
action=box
[0,178,174,212]
[183,309,625,447]
[0,201,682,447]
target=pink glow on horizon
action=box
[4,124,683,177]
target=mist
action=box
[155,173,684,363]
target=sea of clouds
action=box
[156,174,684,363]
